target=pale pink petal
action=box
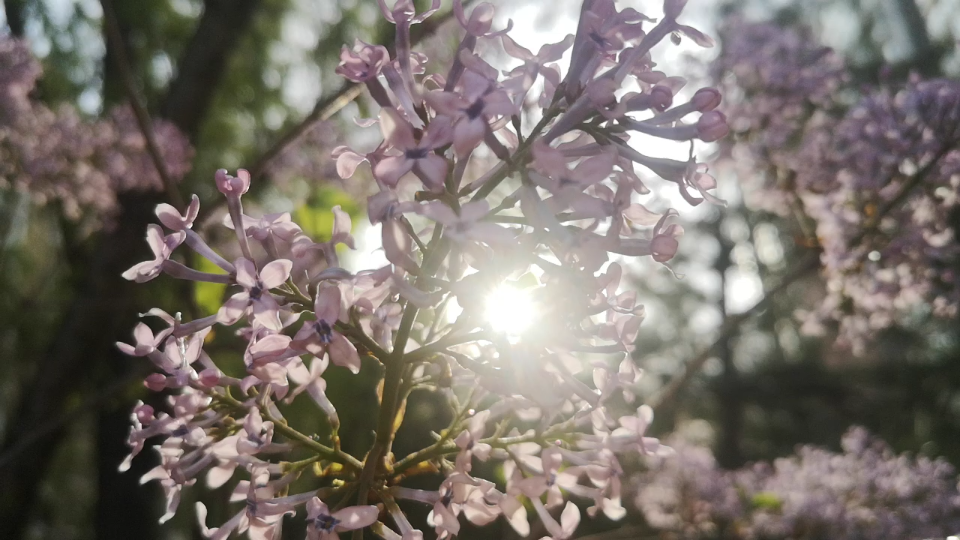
[217,293,250,325]
[537,35,574,62]
[234,258,259,289]
[206,462,238,489]
[333,147,367,179]
[374,156,415,188]
[481,91,518,117]
[380,108,416,149]
[501,34,534,60]
[413,155,449,191]
[259,259,293,289]
[416,202,459,225]
[252,295,283,331]
[331,206,355,249]
[156,204,185,230]
[145,224,166,257]
[453,118,487,157]
[560,501,580,537]
[623,203,661,226]
[423,91,467,116]
[333,505,380,531]
[574,152,616,185]
[382,221,419,274]
[314,286,342,324]
[421,115,454,149]
[467,223,516,245]
[458,201,490,222]
[329,334,361,374]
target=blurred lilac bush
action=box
[635,427,960,539]
[0,38,193,233]
[716,20,960,352]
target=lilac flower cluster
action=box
[635,427,960,539]
[119,0,728,538]
[717,22,960,351]
[0,37,193,232]
[715,21,847,214]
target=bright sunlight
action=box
[484,285,536,335]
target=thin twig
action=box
[248,83,364,179]
[100,0,184,210]
[645,253,819,410]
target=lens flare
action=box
[484,285,535,335]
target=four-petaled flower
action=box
[292,286,361,374]
[218,258,293,331]
[306,498,379,540]
[122,224,185,283]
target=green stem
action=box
[391,425,580,476]
[210,391,363,471]
[355,227,449,510]
[466,106,562,201]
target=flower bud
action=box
[650,85,674,112]
[651,235,679,263]
[215,168,251,196]
[199,368,223,388]
[144,373,168,392]
[697,111,729,142]
[692,87,721,112]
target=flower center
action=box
[314,320,334,344]
[250,282,264,300]
[465,99,486,120]
[315,514,340,533]
[405,147,429,160]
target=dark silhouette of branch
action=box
[160,0,262,139]
[3,0,26,36]
[646,253,820,411]
[100,0,184,209]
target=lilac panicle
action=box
[715,21,960,351]
[118,1,730,538]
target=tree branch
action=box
[100,0,183,209]
[159,0,262,138]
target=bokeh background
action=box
[1,0,960,538]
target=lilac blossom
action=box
[716,21,960,351]
[117,1,731,538]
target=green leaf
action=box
[750,492,783,511]
[194,256,229,316]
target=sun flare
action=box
[484,285,536,335]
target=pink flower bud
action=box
[134,403,155,424]
[650,85,674,112]
[144,373,168,392]
[651,235,679,263]
[692,87,721,112]
[697,111,729,142]
[199,368,223,388]
[215,168,251,196]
